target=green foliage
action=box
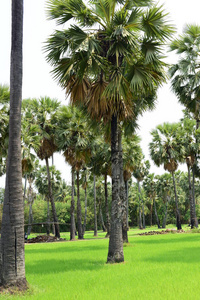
[2,230,200,299]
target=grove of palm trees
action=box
[1,0,200,298]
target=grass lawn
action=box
[1,226,200,299]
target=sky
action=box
[0,0,200,188]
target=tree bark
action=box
[150,202,153,226]
[137,181,143,229]
[125,180,129,230]
[27,182,34,236]
[153,197,161,229]
[23,174,27,201]
[45,157,60,238]
[187,164,197,228]
[46,197,50,235]
[93,175,98,236]
[99,202,107,232]
[107,115,124,263]
[172,171,182,230]
[162,196,169,228]
[70,167,76,240]
[0,0,27,288]
[119,129,128,243]
[82,173,87,236]
[105,173,110,237]
[76,170,83,239]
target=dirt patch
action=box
[25,235,65,243]
[139,229,185,236]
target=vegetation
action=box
[1,228,200,299]
[1,0,200,294]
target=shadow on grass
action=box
[25,242,107,255]
[134,233,200,245]
[26,258,104,275]
[144,246,200,264]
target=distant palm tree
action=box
[25,97,61,238]
[57,105,91,240]
[46,0,173,263]
[169,25,200,209]
[176,118,198,228]
[133,159,150,229]
[0,0,27,288]
[143,173,160,229]
[149,123,182,230]
[155,173,172,228]
[122,135,142,241]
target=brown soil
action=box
[25,235,65,243]
[139,229,185,236]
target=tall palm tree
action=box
[0,0,27,288]
[169,24,200,206]
[155,173,172,228]
[149,123,182,230]
[122,134,142,241]
[24,97,61,238]
[46,0,173,263]
[133,159,150,229]
[143,173,160,228]
[57,105,91,240]
[176,118,198,228]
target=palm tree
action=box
[133,159,150,229]
[122,134,142,241]
[35,165,62,235]
[24,97,61,238]
[0,0,27,288]
[169,24,200,207]
[155,173,172,228]
[57,105,91,239]
[46,0,173,263]
[143,173,160,228]
[149,123,182,230]
[176,118,198,228]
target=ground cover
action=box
[1,226,200,299]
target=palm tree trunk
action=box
[153,197,160,229]
[46,197,50,235]
[162,196,169,228]
[99,201,107,232]
[105,173,110,237]
[93,174,98,237]
[76,170,83,239]
[187,164,197,228]
[119,129,128,243]
[27,183,34,236]
[45,157,60,238]
[124,180,129,230]
[137,181,143,230]
[70,167,76,240]
[23,174,27,201]
[192,168,198,227]
[0,0,27,288]
[82,174,87,236]
[150,201,153,226]
[107,115,124,263]
[172,171,182,230]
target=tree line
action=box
[1,0,200,291]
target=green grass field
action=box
[1,226,200,299]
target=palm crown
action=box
[45,0,173,122]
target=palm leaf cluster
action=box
[45,0,173,122]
